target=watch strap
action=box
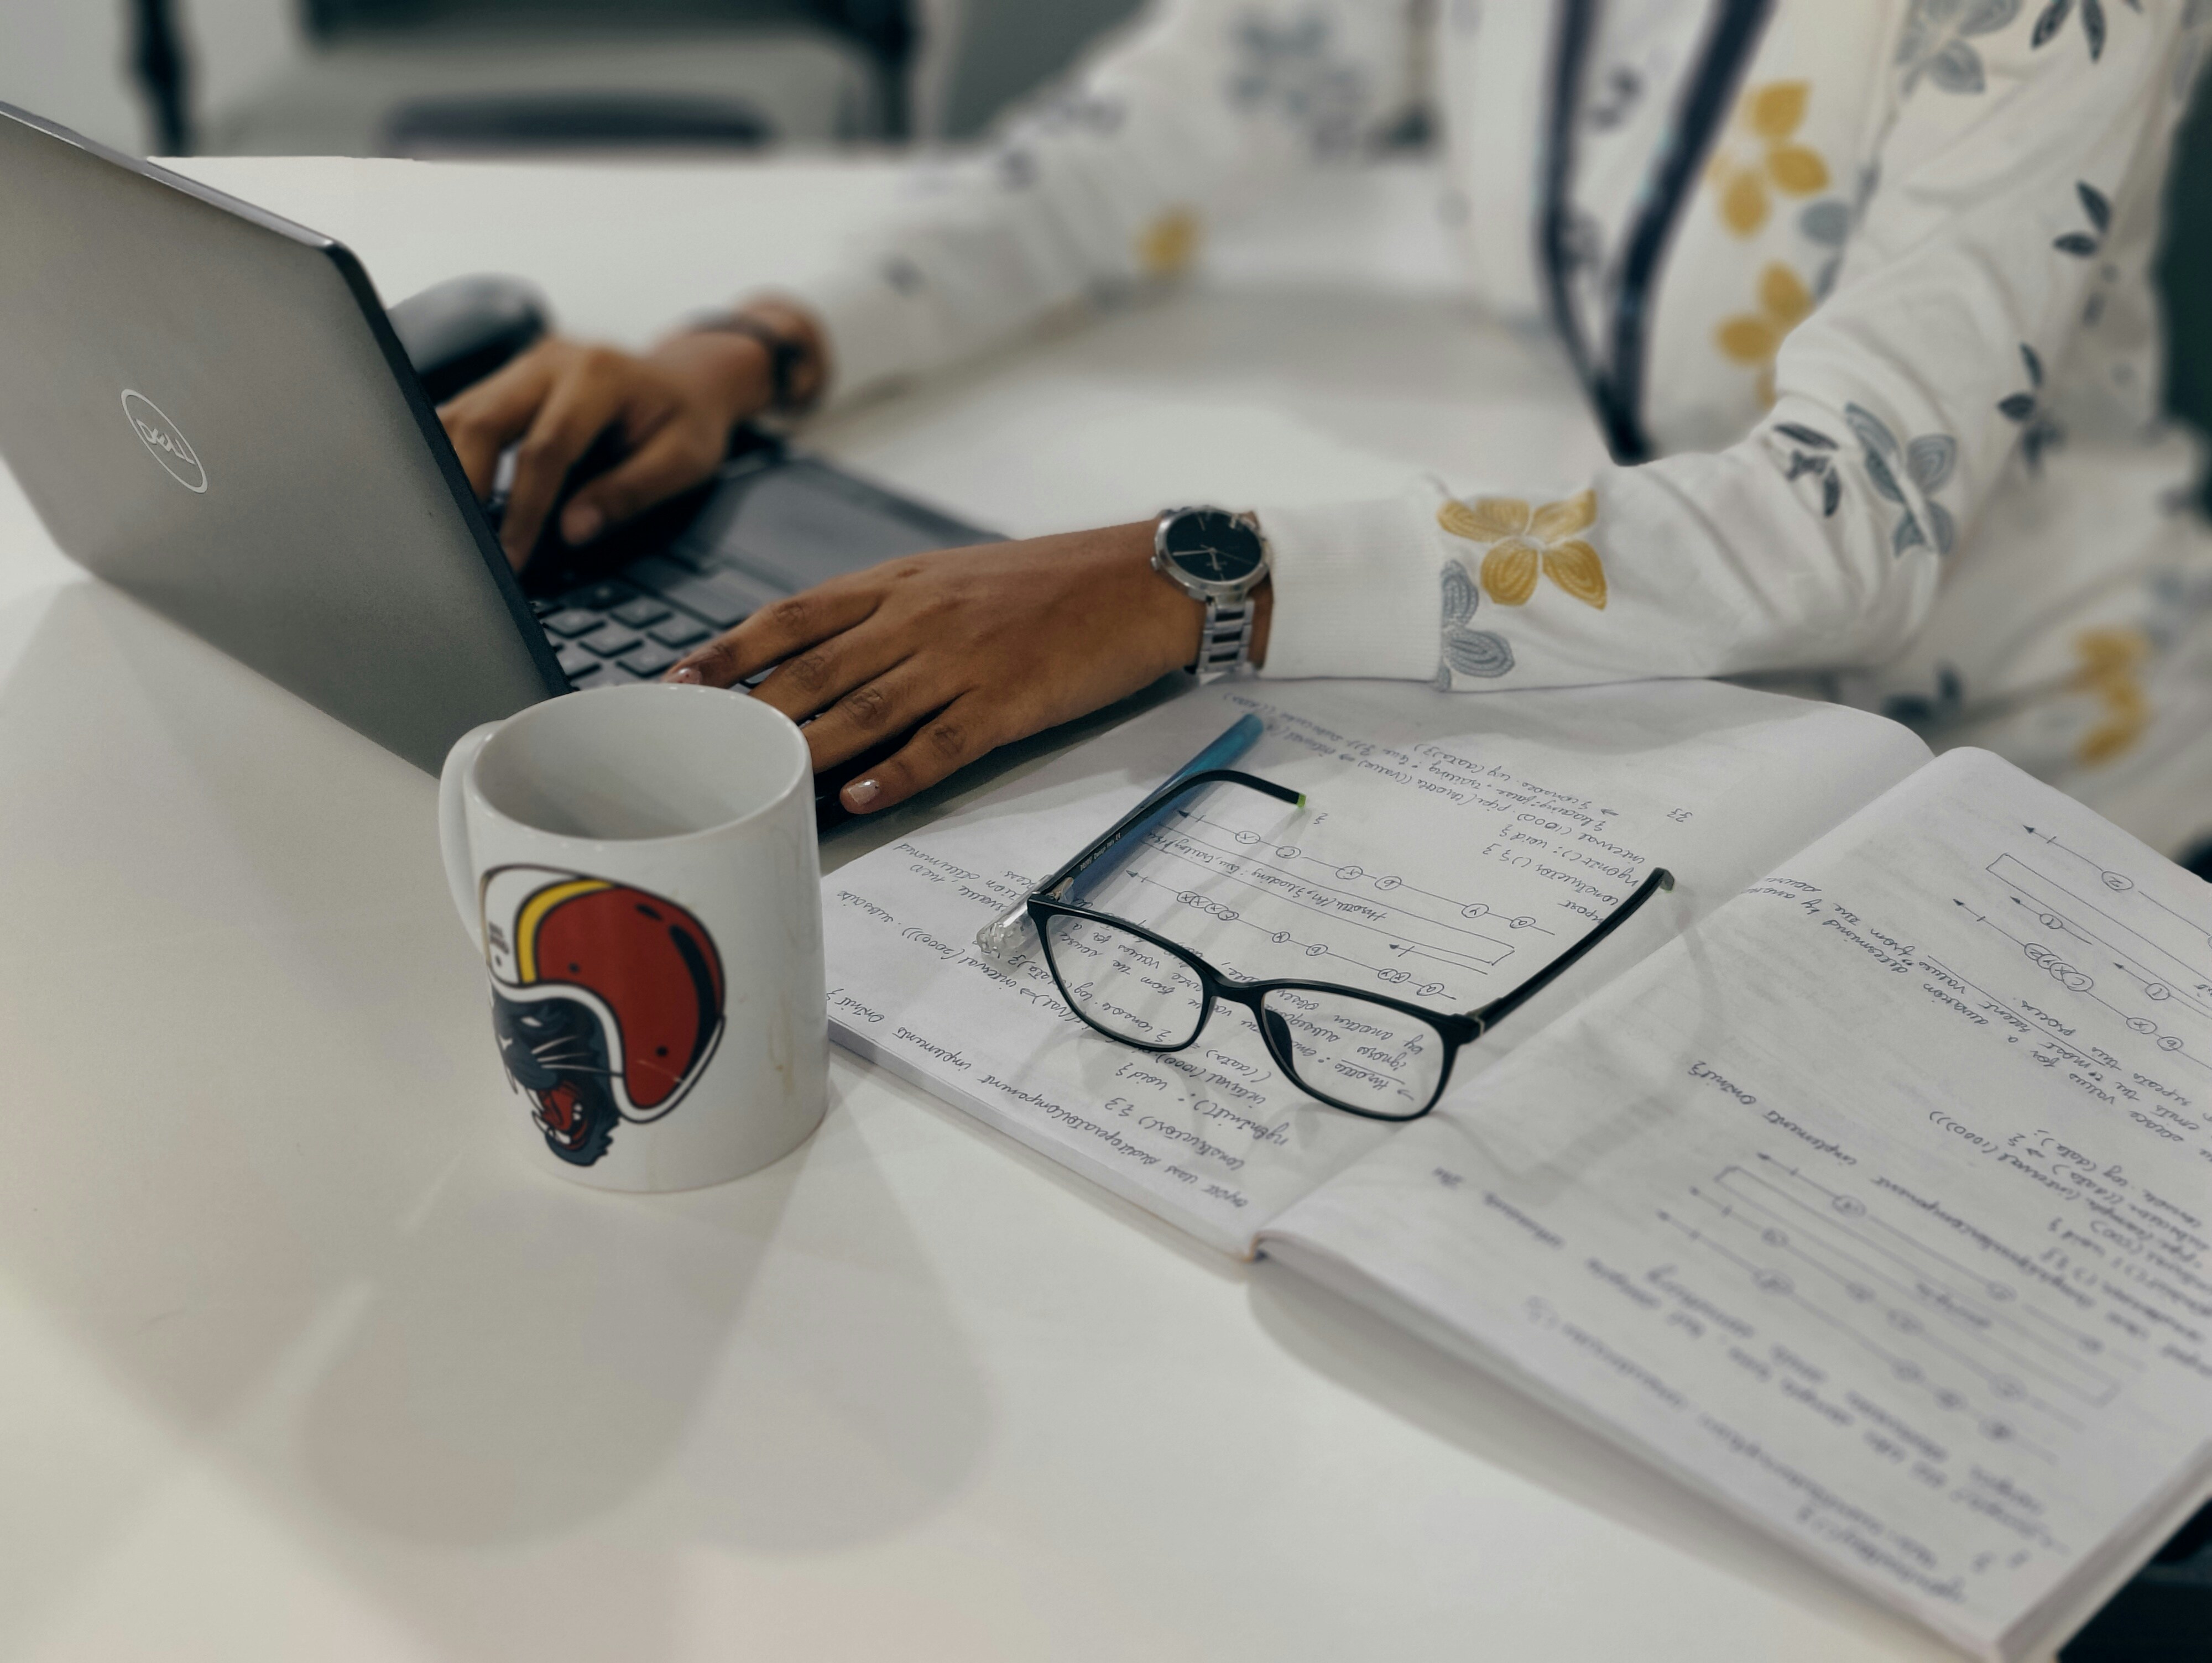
[1154,505,1269,684]
[692,312,818,415]
[1192,594,1257,684]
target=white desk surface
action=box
[0,155,1972,1661]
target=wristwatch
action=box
[1152,505,1272,683]
[688,310,821,415]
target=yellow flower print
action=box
[1137,207,1201,278]
[2070,627,2152,766]
[1436,489,1606,609]
[1709,81,1830,237]
[1716,262,1815,407]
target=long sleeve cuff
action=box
[1257,487,1443,682]
[781,262,938,411]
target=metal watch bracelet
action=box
[1192,594,1258,683]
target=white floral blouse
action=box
[792,0,2212,854]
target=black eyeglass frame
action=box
[1020,768,1674,1122]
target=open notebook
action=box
[821,679,2212,1661]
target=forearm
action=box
[786,0,1425,409]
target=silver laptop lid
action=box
[0,102,562,772]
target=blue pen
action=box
[976,712,1276,957]
[1067,713,1265,906]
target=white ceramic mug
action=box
[439,682,827,1191]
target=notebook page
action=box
[822,678,1927,1252]
[1261,749,2212,1657]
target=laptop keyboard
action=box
[530,551,785,691]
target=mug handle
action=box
[439,722,502,954]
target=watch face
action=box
[1162,510,1265,585]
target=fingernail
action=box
[844,778,881,808]
[664,665,703,684]
[562,504,603,545]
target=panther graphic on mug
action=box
[478,865,727,1165]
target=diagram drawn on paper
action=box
[1656,1154,2134,1472]
[1944,838,2212,1082]
[1086,789,1623,1010]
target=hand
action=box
[436,302,823,569]
[665,524,1272,814]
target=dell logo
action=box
[121,389,207,494]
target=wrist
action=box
[665,299,829,417]
[1124,529,1274,676]
[1146,507,1274,679]
[651,330,770,428]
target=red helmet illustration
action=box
[480,866,726,1165]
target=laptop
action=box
[0,101,993,817]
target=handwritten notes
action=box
[821,678,1927,1251]
[1263,749,2212,1659]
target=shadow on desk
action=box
[0,582,992,1652]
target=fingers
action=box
[837,694,1002,814]
[497,352,635,565]
[557,420,723,548]
[792,656,954,771]
[437,348,556,497]
[665,583,885,689]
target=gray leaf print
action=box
[1898,0,2020,93]
[2036,0,2123,59]
[1770,422,1844,517]
[1776,421,1838,449]
[1907,433,1957,493]
[1800,199,1852,246]
[1997,341,2064,473]
[2078,181,2112,233]
[1882,662,1968,728]
[1432,658,1455,693]
[1926,499,1957,555]
[1228,14,1370,155]
[1847,402,1957,553]
[1845,401,1900,458]
[1865,447,1908,504]
[1443,626,1515,678]
[1927,39,1988,92]
[1441,561,1478,627]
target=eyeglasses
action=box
[989,768,1673,1122]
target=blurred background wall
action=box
[0,0,1147,157]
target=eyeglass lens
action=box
[1041,912,1209,1048]
[1040,908,1451,1118]
[1256,986,1447,1118]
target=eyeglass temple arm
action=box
[1469,865,1674,1032]
[977,770,1305,959]
[1047,769,1305,903]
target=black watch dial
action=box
[1162,509,1265,586]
